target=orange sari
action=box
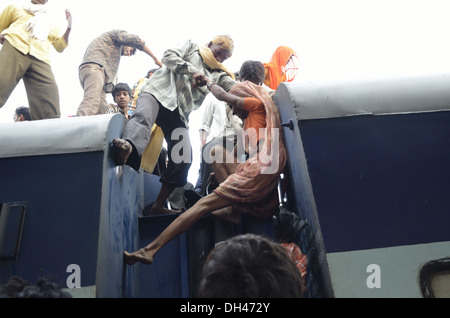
[213,81,287,218]
[264,46,298,90]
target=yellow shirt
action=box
[0,4,68,65]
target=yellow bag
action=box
[140,124,164,173]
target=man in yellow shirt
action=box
[0,0,72,120]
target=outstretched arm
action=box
[62,9,72,44]
[142,44,162,68]
[205,77,243,108]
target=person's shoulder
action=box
[3,3,19,12]
[186,39,197,45]
[244,97,265,112]
[103,29,128,38]
[175,38,196,47]
[184,39,200,51]
[168,39,198,53]
[104,103,119,113]
[245,97,263,104]
[109,29,127,33]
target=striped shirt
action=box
[141,39,236,127]
[80,29,145,84]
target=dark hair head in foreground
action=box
[0,276,72,298]
[197,233,304,298]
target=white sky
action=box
[1,0,450,183]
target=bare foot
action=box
[112,138,132,166]
[123,248,153,265]
[148,206,183,216]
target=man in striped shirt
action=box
[113,35,237,215]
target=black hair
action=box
[111,83,132,99]
[0,276,72,298]
[197,234,304,298]
[239,60,265,85]
[15,106,31,121]
[147,69,159,78]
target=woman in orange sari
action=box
[123,78,287,265]
[264,46,300,90]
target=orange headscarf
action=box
[263,46,298,90]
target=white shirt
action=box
[200,93,242,142]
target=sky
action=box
[1,0,450,182]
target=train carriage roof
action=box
[275,72,450,120]
[0,114,125,159]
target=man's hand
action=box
[154,58,163,68]
[192,72,207,88]
[65,9,72,29]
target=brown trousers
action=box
[0,40,60,120]
[77,63,107,116]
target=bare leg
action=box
[210,145,239,183]
[211,206,242,224]
[124,193,232,265]
[208,146,242,224]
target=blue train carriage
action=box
[0,114,146,297]
[0,113,274,298]
[1,72,450,298]
[274,73,450,298]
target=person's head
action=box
[111,83,132,109]
[264,46,299,90]
[31,0,48,4]
[146,68,159,78]
[0,276,72,298]
[121,46,137,57]
[271,46,299,82]
[14,106,31,122]
[240,60,265,85]
[207,35,234,63]
[197,234,304,298]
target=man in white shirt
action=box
[194,92,243,195]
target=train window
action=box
[0,202,27,261]
[420,258,450,298]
